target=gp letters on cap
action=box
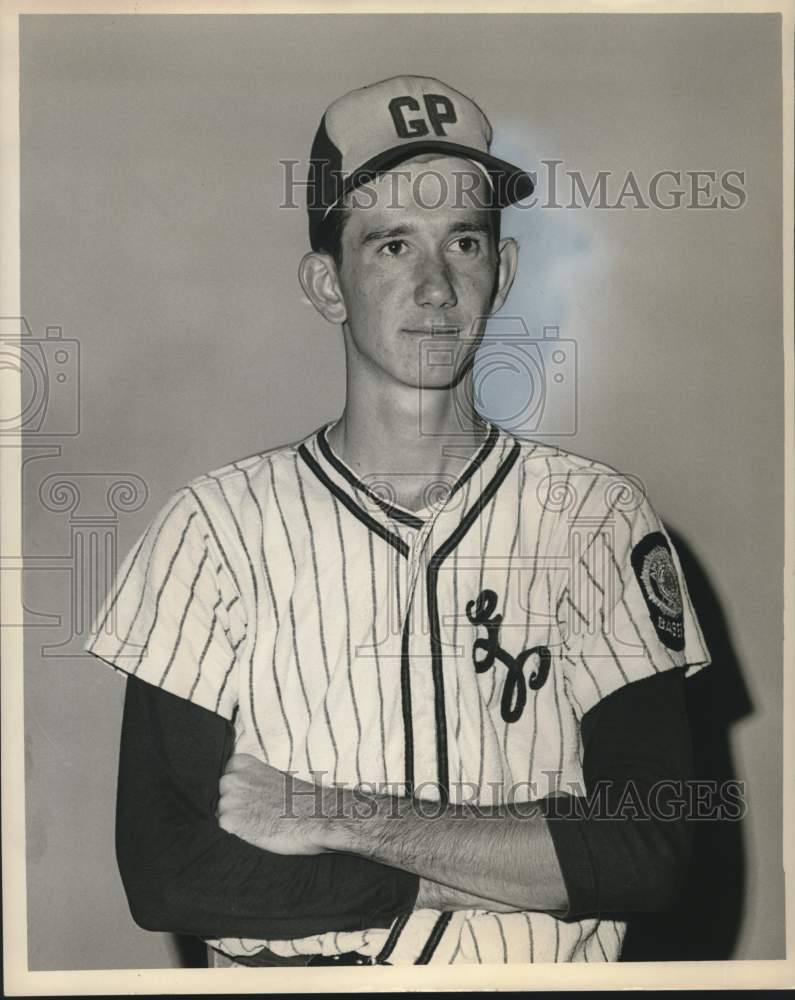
[388,94,458,138]
[630,532,686,652]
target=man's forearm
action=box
[318,789,568,913]
[414,877,522,913]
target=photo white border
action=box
[2,0,793,993]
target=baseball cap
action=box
[307,75,534,250]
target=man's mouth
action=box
[402,325,461,336]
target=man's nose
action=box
[414,256,457,310]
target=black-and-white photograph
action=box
[2,3,792,993]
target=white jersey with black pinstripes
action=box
[86,421,711,965]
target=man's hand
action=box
[217,754,330,855]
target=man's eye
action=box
[450,236,480,254]
[379,240,407,257]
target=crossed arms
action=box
[115,667,695,942]
[216,752,566,912]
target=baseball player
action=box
[86,75,711,967]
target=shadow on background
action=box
[172,935,208,968]
[620,528,752,962]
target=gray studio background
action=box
[20,14,783,969]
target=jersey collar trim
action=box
[317,425,426,530]
[296,443,409,558]
[314,420,501,525]
[299,421,512,556]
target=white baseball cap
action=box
[307,75,534,249]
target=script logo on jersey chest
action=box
[465,588,551,723]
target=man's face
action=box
[332,155,515,390]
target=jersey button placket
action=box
[404,528,420,601]
[409,505,449,796]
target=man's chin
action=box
[405,372,467,393]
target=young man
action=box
[86,76,711,966]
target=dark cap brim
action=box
[340,140,534,209]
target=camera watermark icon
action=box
[2,470,149,656]
[356,470,464,518]
[0,318,80,436]
[534,468,647,519]
[418,317,577,439]
[348,459,652,660]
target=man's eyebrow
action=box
[361,225,414,245]
[360,220,491,245]
[447,220,492,236]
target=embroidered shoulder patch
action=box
[630,532,685,652]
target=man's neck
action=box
[326,384,490,512]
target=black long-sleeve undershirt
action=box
[116,676,420,939]
[115,666,694,941]
[540,665,696,918]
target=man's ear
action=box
[298,252,347,325]
[490,237,519,314]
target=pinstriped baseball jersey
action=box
[86,420,710,965]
